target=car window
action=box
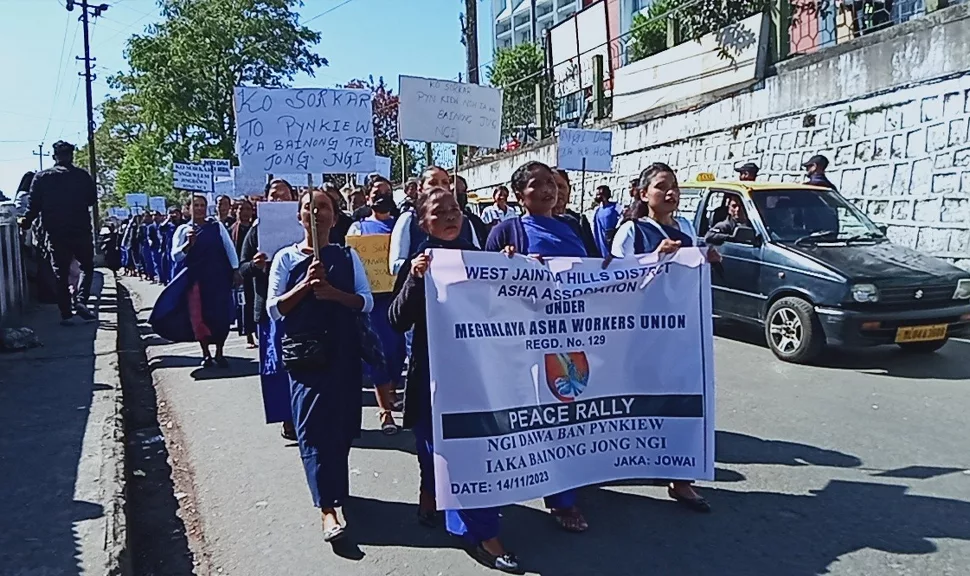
[752,188,883,242]
[678,187,705,227]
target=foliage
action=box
[342,76,419,183]
[487,43,553,141]
[93,0,325,206]
[626,0,682,63]
[626,0,782,64]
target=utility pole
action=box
[463,0,480,84]
[460,0,480,163]
[530,0,538,43]
[32,144,44,171]
[66,0,107,232]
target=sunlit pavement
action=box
[123,277,970,576]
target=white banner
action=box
[148,196,167,213]
[425,249,715,509]
[173,162,215,193]
[234,86,377,174]
[232,167,267,198]
[356,155,391,182]
[398,75,503,148]
[202,158,232,178]
[557,128,613,173]
[256,201,304,258]
[125,193,148,209]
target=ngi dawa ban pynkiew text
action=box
[424,249,715,509]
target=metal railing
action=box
[476,0,967,161]
[0,202,28,326]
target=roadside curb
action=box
[98,271,132,576]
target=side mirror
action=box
[732,225,757,244]
[877,224,888,234]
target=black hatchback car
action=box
[681,179,970,363]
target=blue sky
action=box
[0,0,470,195]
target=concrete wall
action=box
[459,4,970,270]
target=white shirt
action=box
[480,204,518,225]
[388,210,480,275]
[171,220,239,268]
[265,243,374,321]
[610,215,696,258]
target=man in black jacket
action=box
[20,141,97,324]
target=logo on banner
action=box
[544,352,590,402]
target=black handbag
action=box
[280,334,330,372]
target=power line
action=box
[303,0,357,25]
[43,14,79,144]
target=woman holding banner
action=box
[389,187,519,572]
[347,193,403,435]
[609,162,717,513]
[149,194,239,368]
[266,188,373,543]
[485,160,592,533]
[387,166,479,275]
[239,179,298,440]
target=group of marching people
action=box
[146,159,720,572]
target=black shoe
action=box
[74,302,97,321]
[214,356,229,368]
[201,357,215,368]
[668,487,711,513]
[472,545,522,573]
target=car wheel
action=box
[765,297,824,363]
[897,339,948,354]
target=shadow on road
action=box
[0,273,105,575]
[330,479,970,576]
[715,320,970,380]
[715,431,863,468]
[116,282,202,575]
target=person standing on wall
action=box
[19,141,98,326]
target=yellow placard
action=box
[346,234,396,294]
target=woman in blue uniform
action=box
[609,162,719,513]
[485,161,591,534]
[240,179,298,440]
[266,188,373,542]
[389,187,519,572]
[347,193,404,435]
[150,194,239,367]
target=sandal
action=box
[472,545,522,573]
[550,507,588,533]
[379,411,399,436]
[280,422,297,441]
[323,523,346,542]
[668,486,711,513]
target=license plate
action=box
[895,324,948,343]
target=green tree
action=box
[487,43,553,141]
[103,0,325,180]
[343,76,419,183]
[626,0,794,64]
[627,0,682,63]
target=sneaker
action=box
[74,302,97,321]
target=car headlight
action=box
[850,283,879,303]
[954,279,970,300]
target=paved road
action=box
[122,277,970,576]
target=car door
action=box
[704,189,766,321]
